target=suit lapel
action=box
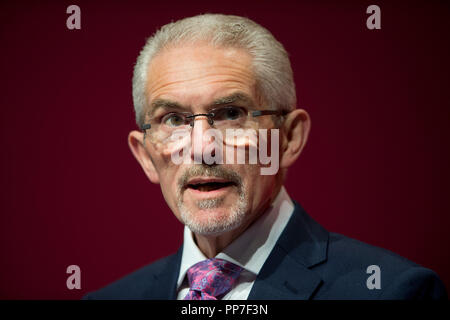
[248,202,329,300]
[247,246,323,299]
[142,245,183,299]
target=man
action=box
[84,14,447,300]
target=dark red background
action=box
[1,0,449,299]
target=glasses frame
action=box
[140,107,288,131]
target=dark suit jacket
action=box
[84,202,447,299]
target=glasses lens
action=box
[213,106,245,121]
[212,106,247,128]
[160,112,188,128]
[145,106,264,149]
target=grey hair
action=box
[132,13,296,128]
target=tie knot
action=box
[184,258,243,300]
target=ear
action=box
[128,130,160,184]
[280,109,311,169]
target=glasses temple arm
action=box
[251,110,288,117]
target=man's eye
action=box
[161,113,186,127]
[214,106,246,121]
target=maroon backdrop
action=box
[1,0,449,299]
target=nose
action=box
[190,116,217,164]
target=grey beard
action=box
[176,164,248,236]
[178,190,247,236]
[196,197,224,209]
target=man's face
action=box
[139,43,282,236]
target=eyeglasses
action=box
[141,105,287,148]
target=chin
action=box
[179,203,247,236]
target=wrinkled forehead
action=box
[145,44,258,112]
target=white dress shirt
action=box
[176,186,294,300]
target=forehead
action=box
[145,44,257,110]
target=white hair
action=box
[132,13,297,128]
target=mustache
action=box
[178,165,242,191]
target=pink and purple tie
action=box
[183,258,243,300]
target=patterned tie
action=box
[183,258,243,300]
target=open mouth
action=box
[186,179,236,192]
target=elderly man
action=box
[85,14,446,300]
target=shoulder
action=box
[83,253,179,300]
[285,202,447,299]
[315,232,447,299]
[328,232,418,270]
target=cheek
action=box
[248,176,278,216]
[160,167,181,198]
[241,165,276,198]
[254,175,277,197]
[148,149,181,201]
[158,172,183,220]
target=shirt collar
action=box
[176,186,294,289]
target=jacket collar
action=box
[247,201,329,300]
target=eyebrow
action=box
[150,99,185,111]
[147,91,255,117]
[211,92,254,106]
[147,99,186,118]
